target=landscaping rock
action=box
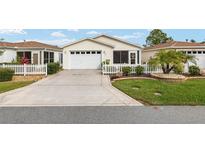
[132,87,139,90]
[154,92,162,96]
[151,73,186,82]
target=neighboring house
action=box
[143,41,205,69]
[63,34,142,69]
[0,41,63,65]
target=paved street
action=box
[0,106,205,123]
[0,70,141,106]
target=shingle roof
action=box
[144,41,205,51]
[0,41,61,50]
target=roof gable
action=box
[93,34,142,49]
[63,38,114,48]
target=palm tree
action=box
[148,49,196,74]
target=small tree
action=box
[190,39,196,43]
[146,29,173,46]
[148,49,196,74]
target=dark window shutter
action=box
[137,50,140,64]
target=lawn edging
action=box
[111,76,156,82]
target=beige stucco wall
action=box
[141,50,157,64]
[0,49,17,63]
[63,39,113,69]
[94,36,142,65]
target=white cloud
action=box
[0,29,27,34]
[41,39,76,46]
[115,32,145,40]
[51,31,66,37]
[67,29,79,32]
[86,31,101,35]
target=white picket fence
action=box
[0,64,47,76]
[102,64,162,75]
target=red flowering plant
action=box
[21,56,30,64]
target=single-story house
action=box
[0,41,63,64]
[142,41,205,69]
[63,34,142,69]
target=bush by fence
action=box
[135,66,144,75]
[47,62,60,74]
[189,65,200,76]
[122,66,131,76]
[0,68,15,82]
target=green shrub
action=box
[47,62,60,74]
[189,65,200,76]
[135,66,144,75]
[173,65,184,74]
[102,59,110,65]
[0,68,14,82]
[122,66,131,76]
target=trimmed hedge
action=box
[135,66,144,75]
[0,68,15,82]
[47,62,60,74]
[122,66,131,76]
[189,65,200,76]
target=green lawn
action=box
[112,79,205,105]
[0,81,34,94]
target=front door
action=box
[130,52,136,64]
[33,53,38,64]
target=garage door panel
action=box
[70,51,101,69]
[196,55,205,69]
[188,55,205,69]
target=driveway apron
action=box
[0,70,142,106]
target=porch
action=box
[16,50,62,65]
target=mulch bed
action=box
[12,75,45,82]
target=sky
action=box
[0,29,205,47]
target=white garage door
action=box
[70,51,102,69]
[195,55,205,69]
[186,51,205,69]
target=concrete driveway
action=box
[0,70,142,106]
